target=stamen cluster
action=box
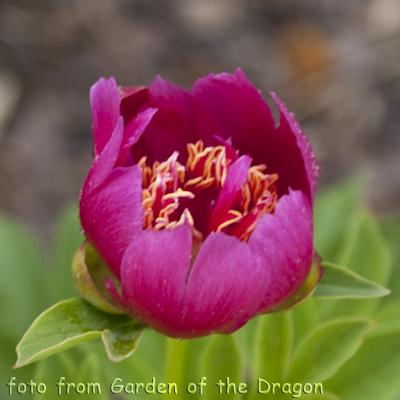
[139,140,278,242]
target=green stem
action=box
[164,338,187,399]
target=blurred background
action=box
[0,0,400,242]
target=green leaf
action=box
[248,312,293,400]
[324,331,400,400]
[102,325,146,363]
[200,334,244,400]
[337,210,391,286]
[291,298,319,349]
[14,298,145,368]
[318,209,391,320]
[370,300,400,337]
[288,317,376,383]
[314,179,363,263]
[380,218,400,302]
[314,261,391,298]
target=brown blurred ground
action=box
[0,0,400,241]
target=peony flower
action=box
[77,68,322,339]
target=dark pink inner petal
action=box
[248,189,314,314]
[115,107,158,167]
[90,77,121,157]
[190,68,276,158]
[120,87,150,126]
[129,77,221,165]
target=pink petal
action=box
[248,189,314,314]
[90,77,121,157]
[120,227,270,338]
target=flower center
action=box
[138,140,278,242]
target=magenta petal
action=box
[120,227,270,338]
[184,233,270,336]
[90,77,121,157]
[80,164,143,279]
[120,225,193,335]
[249,189,314,314]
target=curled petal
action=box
[82,116,124,194]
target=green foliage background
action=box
[1,180,400,399]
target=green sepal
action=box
[71,241,125,314]
[314,261,391,299]
[14,298,146,368]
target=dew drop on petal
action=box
[302,207,305,213]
